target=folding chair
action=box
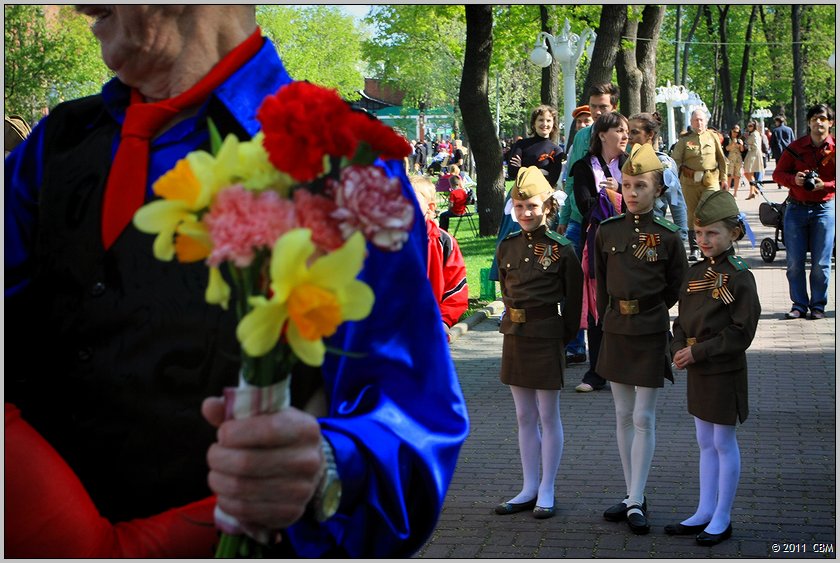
[450,208,478,238]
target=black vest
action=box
[7,95,322,524]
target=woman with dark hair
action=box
[506,104,564,187]
[570,112,629,393]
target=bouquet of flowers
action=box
[132,81,414,557]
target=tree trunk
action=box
[460,4,505,237]
[574,4,624,147]
[736,6,760,127]
[680,7,702,88]
[638,6,664,113]
[709,6,735,126]
[617,6,664,117]
[581,5,625,107]
[539,5,560,113]
[616,13,642,116]
[791,5,806,135]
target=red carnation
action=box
[348,112,412,160]
[257,82,354,182]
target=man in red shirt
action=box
[772,104,835,320]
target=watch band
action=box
[310,435,342,522]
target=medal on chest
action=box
[686,267,735,304]
[633,233,661,262]
[533,242,560,269]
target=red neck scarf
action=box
[101,28,263,249]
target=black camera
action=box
[803,170,820,191]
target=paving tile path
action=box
[418,167,836,559]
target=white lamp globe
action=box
[529,46,552,68]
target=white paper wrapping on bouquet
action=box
[214,376,291,544]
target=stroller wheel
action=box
[760,238,777,263]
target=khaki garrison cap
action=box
[694,189,741,226]
[621,143,664,176]
[512,166,553,201]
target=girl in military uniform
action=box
[494,166,583,520]
[595,143,688,534]
[666,189,761,546]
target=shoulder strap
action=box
[595,154,613,179]
[504,229,522,240]
[600,213,625,226]
[728,255,750,271]
[653,216,680,232]
[545,229,572,246]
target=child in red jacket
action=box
[439,174,470,231]
[410,176,469,336]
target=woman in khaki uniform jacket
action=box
[667,189,761,546]
[494,167,583,520]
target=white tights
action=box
[610,382,659,507]
[507,386,563,508]
[680,417,740,534]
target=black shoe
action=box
[603,496,646,522]
[626,504,650,535]
[665,521,710,535]
[494,497,537,515]
[696,524,733,546]
[565,352,586,364]
[533,501,556,519]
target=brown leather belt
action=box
[608,295,662,315]
[679,165,716,177]
[508,304,559,323]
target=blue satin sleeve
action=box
[5,119,47,298]
[285,159,470,557]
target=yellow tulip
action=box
[236,229,374,365]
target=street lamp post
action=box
[751,108,772,137]
[655,81,688,149]
[528,19,596,136]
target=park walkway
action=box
[417,166,836,558]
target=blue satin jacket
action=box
[5,38,469,557]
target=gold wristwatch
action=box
[311,436,342,522]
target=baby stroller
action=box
[756,180,786,263]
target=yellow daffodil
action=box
[134,134,243,261]
[236,229,374,366]
[236,132,295,195]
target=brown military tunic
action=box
[594,211,688,387]
[671,248,761,425]
[497,225,583,389]
[671,130,728,225]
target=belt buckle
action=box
[509,308,526,323]
[686,337,697,346]
[619,300,639,315]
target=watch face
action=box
[317,478,342,521]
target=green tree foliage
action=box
[656,5,835,131]
[4,6,110,124]
[257,5,365,100]
[362,5,465,108]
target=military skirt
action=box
[500,334,565,390]
[687,367,749,425]
[597,331,672,388]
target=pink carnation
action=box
[330,165,415,252]
[205,186,296,267]
[293,189,346,252]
